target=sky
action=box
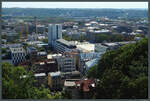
[2,2,148,9]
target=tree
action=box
[86,65,98,78]
[42,38,48,43]
[87,38,148,99]
[2,62,62,99]
[62,34,72,41]
[80,34,85,42]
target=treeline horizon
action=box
[2,8,148,19]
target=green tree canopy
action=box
[2,62,62,99]
[87,38,148,99]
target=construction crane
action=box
[26,23,29,40]
[34,16,38,34]
[20,22,24,40]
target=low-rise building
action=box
[37,51,47,56]
[22,73,47,88]
[47,53,76,72]
[85,58,99,72]
[63,79,80,99]
[48,71,62,91]
[34,59,58,74]
[76,43,95,53]
[75,78,96,99]
[61,71,81,79]
[34,73,47,87]
[94,43,108,53]
[26,47,38,59]
[102,42,119,50]
[54,39,77,53]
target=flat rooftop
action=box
[56,39,76,48]
[8,44,22,48]
[77,43,95,52]
[64,79,80,87]
[35,73,46,77]
[104,43,118,46]
[49,71,61,77]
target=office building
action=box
[48,24,62,47]
[56,56,76,72]
[10,45,26,65]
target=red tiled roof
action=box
[75,78,95,92]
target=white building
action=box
[10,45,26,65]
[76,43,95,53]
[48,24,62,47]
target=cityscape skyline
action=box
[2,3,148,99]
[2,2,148,9]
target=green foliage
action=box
[63,33,86,42]
[50,92,63,99]
[36,46,46,51]
[2,34,7,39]
[95,34,133,43]
[2,48,7,54]
[87,65,98,78]
[23,44,33,50]
[61,91,72,99]
[79,34,85,42]
[42,38,48,43]
[88,38,148,99]
[62,34,73,41]
[2,62,62,99]
[135,34,145,37]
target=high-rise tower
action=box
[48,24,62,47]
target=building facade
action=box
[10,46,26,65]
[54,39,77,53]
[48,71,62,91]
[56,56,76,72]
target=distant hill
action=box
[2,8,148,19]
